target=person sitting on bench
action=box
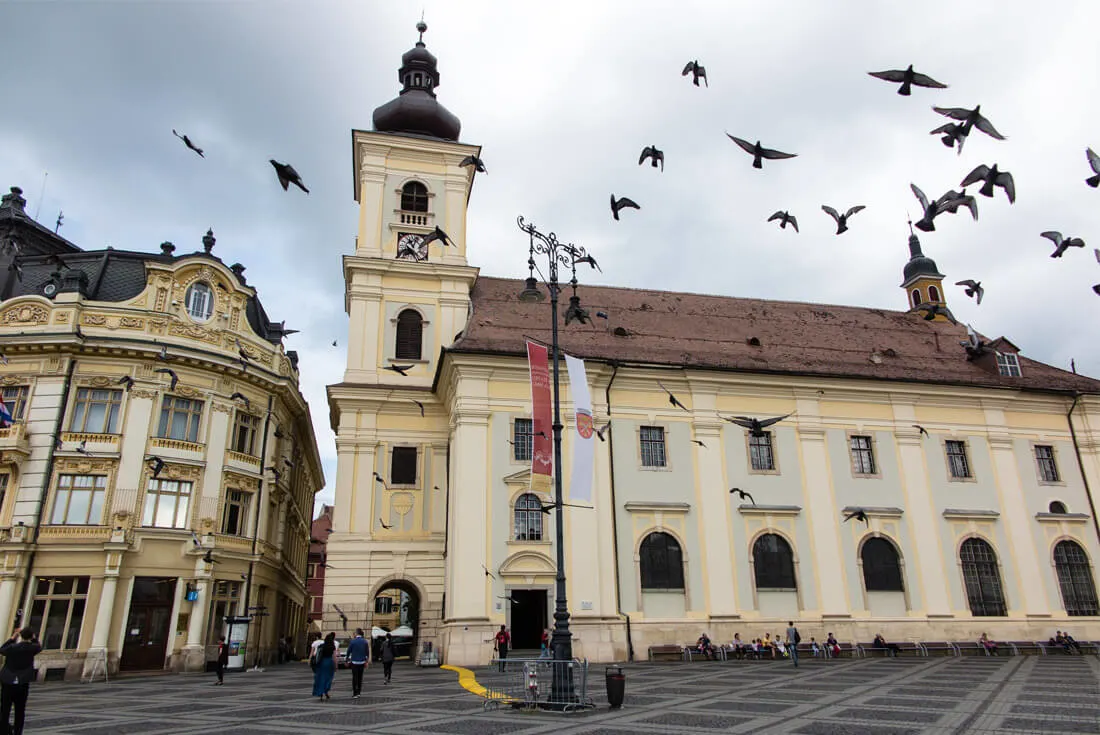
[873,633,901,657]
[695,632,716,660]
[826,632,840,658]
[979,632,999,656]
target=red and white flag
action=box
[526,341,553,493]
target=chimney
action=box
[0,187,27,216]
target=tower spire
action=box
[900,224,947,313]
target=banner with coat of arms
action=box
[526,341,553,493]
[565,354,594,504]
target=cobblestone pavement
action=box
[17,653,1100,734]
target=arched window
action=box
[928,285,941,302]
[185,282,214,322]
[640,532,684,591]
[400,182,429,212]
[1054,540,1099,616]
[861,537,904,592]
[1049,501,1067,514]
[960,538,1006,616]
[911,289,922,307]
[513,493,543,542]
[753,533,796,589]
[395,309,423,361]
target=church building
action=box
[325,25,1100,665]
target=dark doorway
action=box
[120,577,177,671]
[372,581,419,660]
[509,589,547,652]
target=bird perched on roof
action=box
[932,105,1005,152]
[154,368,179,391]
[681,60,707,86]
[961,164,1015,203]
[844,509,869,526]
[421,226,454,248]
[172,129,204,158]
[610,194,640,221]
[230,392,250,410]
[913,302,958,324]
[269,159,309,193]
[936,190,979,221]
[46,254,68,271]
[234,339,252,372]
[386,364,414,377]
[960,324,990,358]
[725,134,797,169]
[822,205,865,235]
[721,413,793,437]
[768,211,799,233]
[117,375,135,392]
[639,145,664,171]
[1041,231,1086,258]
[729,487,756,505]
[867,64,947,96]
[1085,147,1100,188]
[956,279,984,304]
[911,184,944,232]
[459,155,487,173]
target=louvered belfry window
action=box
[395,309,423,361]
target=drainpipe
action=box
[603,361,633,661]
[1066,394,1100,544]
[242,394,275,668]
[14,355,78,627]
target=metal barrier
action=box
[481,658,594,712]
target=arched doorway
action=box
[372,580,419,660]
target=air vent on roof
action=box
[746,337,761,346]
[882,348,897,357]
[639,303,652,311]
[613,326,631,337]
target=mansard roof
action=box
[447,276,1100,395]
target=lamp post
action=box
[516,216,591,705]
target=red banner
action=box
[526,341,553,490]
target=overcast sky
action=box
[3,1,1099,513]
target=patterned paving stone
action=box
[1011,704,1100,717]
[863,695,961,709]
[831,707,944,724]
[1000,717,1100,733]
[703,699,792,714]
[407,718,537,734]
[793,723,921,735]
[65,721,183,735]
[758,690,833,702]
[633,711,752,729]
[283,709,421,726]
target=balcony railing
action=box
[150,437,204,453]
[61,432,119,447]
[398,211,431,226]
[226,450,261,470]
[39,525,112,542]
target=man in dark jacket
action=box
[346,629,370,698]
[215,635,229,684]
[0,627,41,735]
[380,633,395,685]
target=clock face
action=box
[42,281,58,298]
[396,233,427,262]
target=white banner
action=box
[565,354,594,505]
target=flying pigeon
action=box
[421,226,454,248]
[379,518,394,530]
[235,339,252,371]
[610,194,640,221]
[822,205,865,235]
[961,323,989,357]
[768,211,799,232]
[269,159,309,194]
[721,413,792,437]
[691,439,707,448]
[933,105,1005,147]
[1085,148,1100,188]
[1041,231,1086,258]
[117,375,135,392]
[573,254,601,272]
[911,184,944,232]
[595,423,611,442]
[172,129,204,157]
[936,189,979,221]
[867,64,947,96]
[912,424,930,437]
[482,564,496,580]
[386,364,414,376]
[844,509,869,526]
[410,399,425,417]
[681,60,707,86]
[639,145,664,171]
[956,279,984,304]
[656,381,690,412]
[930,122,968,153]
[75,440,91,455]
[332,603,349,631]
[146,455,166,478]
[459,155,487,173]
[230,392,250,409]
[372,472,389,489]
[725,134,797,169]
[961,164,1015,203]
[266,466,282,482]
[154,368,179,391]
[202,550,218,565]
[729,487,756,504]
[157,343,169,361]
[913,302,958,324]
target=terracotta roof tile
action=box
[448,276,1100,395]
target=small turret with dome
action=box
[372,21,462,141]
[901,223,948,314]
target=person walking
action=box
[311,632,338,701]
[0,627,40,735]
[493,625,510,672]
[786,621,801,667]
[380,633,395,685]
[214,635,229,685]
[346,628,370,699]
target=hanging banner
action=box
[526,341,553,493]
[565,354,594,505]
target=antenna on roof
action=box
[906,212,914,236]
[33,172,48,221]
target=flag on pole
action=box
[526,341,553,493]
[0,399,12,429]
[565,354,594,504]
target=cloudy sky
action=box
[3,1,1099,512]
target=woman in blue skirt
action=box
[311,632,338,701]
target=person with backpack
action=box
[380,633,395,685]
[311,632,338,701]
[0,627,40,735]
[786,621,801,667]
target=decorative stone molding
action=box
[169,322,220,345]
[0,376,28,386]
[53,312,70,324]
[211,403,233,415]
[82,314,107,326]
[1,305,48,325]
[942,508,1000,520]
[840,505,904,518]
[157,463,202,481]
[149,437,204,453]
[61,432,119,446]
[119,317,145,330]
[130,388,158,400]
[1035,512,1089,524]
[54,457,116,474]
[391,492,414,516]
[624,501,691,513]
[76,376,113,388]
[737,504,802,516]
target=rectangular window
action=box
[640,426,667,468]
[1036,445,1060,483]
[0,474,8,517]
[29,576,89,650]
[850,435,876,475]
[996,352,1022,377]
[142,479,192,529]
[513,418,533,462]
[1,386,29,421]
[749,432,775,471]
[68,388,122,434]
[222,489,251,536]
[207,581,241,647]
[50,475,107,525]
[306,563,316,579]
[945,440,972,479]
[375,596,393,614]
[391,446,418,485]
[231,412,260,455]
[158,396,203,443]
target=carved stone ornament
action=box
[0,376,26,386]
[82,314,108,326]
[392,492,415,516]
[119,317,145,330]
[211,403,232,415]
[1,305,48,326]
[55,458,116,474]
[175,385,202,398]
[159,463,202,481]
[169,322,220,345]
[199,517,216,533]
[130,389,159,400]
[53,312,71,324]
[80,376,112,388]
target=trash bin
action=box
[605,665,625,709]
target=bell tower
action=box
[901,226,948,316]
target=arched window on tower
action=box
[400,181,429,212]
[1049,501,1068,514]
[752,533,797,589]
[928,285,941,302]
[395,309,423,361]
[513,493,543,542]
[639,532,684,591]
[960,538,1006,616]
[861,537,904,592]
[911,289,922,307]
[1054,540,1099,616]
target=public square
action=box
[17,654,1100,734]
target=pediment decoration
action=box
[223,470,259,490]
[502,469,531,488]
[54,458,116,474]
[169,322,220,346]
[159,463,202,481]
[1,305,48,326]
[499,550,555,577]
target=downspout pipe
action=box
[1067,394,1100,544]
[242,394,275,668]
[15,355,78,627]
[603,361,633,661]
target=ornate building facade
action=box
[326,27,1100,666]
[0,186,323,678]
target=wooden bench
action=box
[919,641,958,657]
[683,644,722,661]
[647,644,684,662]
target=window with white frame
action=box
[639,426,667,468]
[1035,445,1060,483]
[50,474,107,525]
[69,388,122,434]
[185,282,214,322]
[142,478,192,529]
[996,352,1021,377]
[1,386,29,421]
[29,576,89,650]
[222,489,251,536]
[207,581,241,647]
[945,440,971,479]
[849,435,876,475]
[749,432,775,471]
[512,418,533,462]
[231,412,260,456]
[158,396,203,443]
[513,493,543,541]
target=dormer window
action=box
[400,182,429,213]
[185,282,214,322]
[996,351,1021,377]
